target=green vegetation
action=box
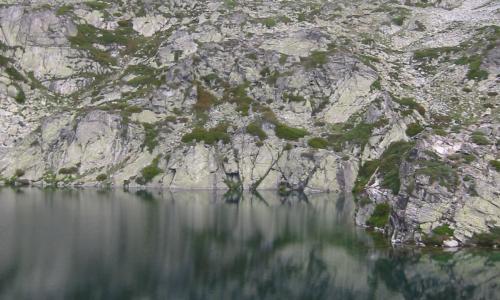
[352,141,415,195]
[471,131,490,145]
[181,124,230,145]
[6,66,26,81]
[13,85,25,104]
[471,227,500,247]
[136,156,162,184]
[366,203,391,228]
[85,1,108,10]
[353,160,380,194]
[68,23,133,65]
[301,51,329,69]
[142,123,159,153]
[246,122,267,141]
[378,141,415,194]
[59,166,78,175]
[329,122,376,151]
[259,17,277,28]
[489,160,500,172]
[423,224,455,246]
[370,78,381,91]
[283,93,306,103]
[14,169,25,177]
[224,83,253,116]
[96,174,108,182]
[433,224,454,236]
[394,97,426,116]
[274,124,308,141]
[406,123,424,137]
[413,47,458,61]
[308,137,329,149]
[124,64,162,87]
[416,160,458,190]
[194,85,217,113]
[56,4,73,16]
[456,55,489,81]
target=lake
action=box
[0,188,498,300]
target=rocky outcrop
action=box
[0,0,499,245]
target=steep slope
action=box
[0,0,498,245]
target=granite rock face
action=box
[0,0,498,244]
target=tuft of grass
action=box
[394,97,426,116]
[246,122,267,141]
[259,17,277,28]
[274,124,308,141]
[85,1,108,10]
[366,203,391,228]
[56,4,73,16]
[489,160,500,172]
[308,137,329,149]
[406,123,424,137]
[471,132,490,145]
[182,124,230,145]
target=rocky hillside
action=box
[0,0,499,246]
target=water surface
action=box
[0,188,498,300]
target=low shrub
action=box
[366,203,391,228]
[406,123,424,137]
[274,124,308,141]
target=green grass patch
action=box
[246,122,267,141]
[489,160,500,172]
[181,124,230,145]
[56,4,73,16]
[394,97,426,116]
[366,203,391,228]
[308,137,329,149]
[136,156,162,184]
[406,123,424,137]
[471,132,490,145]
[274,124,308,141]
[85,1,108,10]
[413,47,459,61]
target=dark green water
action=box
[0,188,498,300]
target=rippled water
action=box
[0,188,498,300]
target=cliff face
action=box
[0,0,499,244]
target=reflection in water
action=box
[0,188,498,300]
